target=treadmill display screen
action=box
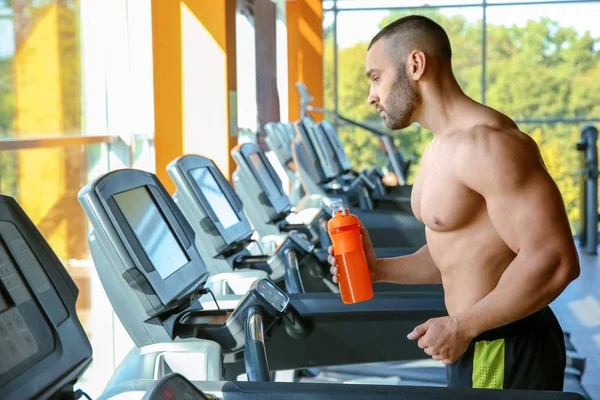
[249,153,281,199]
[313,129,338,177]
[322,123,352,170]
[190,167,239,229]
[256,279,289,313]
[114,187,189,280]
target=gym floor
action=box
[552,241,600,398]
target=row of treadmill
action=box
[0,116,590,399]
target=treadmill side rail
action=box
[99,379,586,400]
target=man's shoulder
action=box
[453,123,540,163]
[452,123,545,190]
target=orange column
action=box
[286,0,323,122]
[151,0,238,190]
[151,0,184,193]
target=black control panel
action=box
[288,231,314,254]
[255,279,289,314]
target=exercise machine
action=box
[167,154,334,294]
[264,121,306,205]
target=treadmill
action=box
[264,121,306,205]
[0,195,93,400]
[232,141,425,256]
[167,154,334,294]
[230,141,333,250]
[165,154,271,297]
[229,139,585,375]
[227,139,586,389]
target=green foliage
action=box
[324,9,600,232]
[0,57,13,134]
[0,54,16,198]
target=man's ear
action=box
[408,50,426,81]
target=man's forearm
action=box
[456,251,576,338]
[375,245,442,284]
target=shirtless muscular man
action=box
[328,15,580,390]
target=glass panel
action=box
[0,0,155,397]
[0,142,106,319]
[489,0,588,3]
[132,136,155,172]
[0,0,83,139]
[1,0,155,140]
[0,142,113,398]
[124,0,155,137]
[331,0,482,9]
[332,8,483,175]
[81,0,155,139]
[485,2,600,120]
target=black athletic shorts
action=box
[446,306,566,390]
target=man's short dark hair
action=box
[369,15,452,68]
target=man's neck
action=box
[415,78,474,136]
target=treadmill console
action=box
[78,169,210,346]
[226,278,289,322]
[109,183,204,310]
[264,123,293,165]
[168,154,254,252]
[288,230,315,253]
[299,117,340,181]
[190,166,240,230]
[319,120,353,173]
[142,373,213,400]
[255,278,289,314]
[0,196,92,400]
[232,143,292,220]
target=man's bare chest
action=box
[411,158,483,231]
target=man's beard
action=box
[380,68,421,130]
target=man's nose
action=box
[367,87,378,105]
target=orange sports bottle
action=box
[327,204,374,304]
